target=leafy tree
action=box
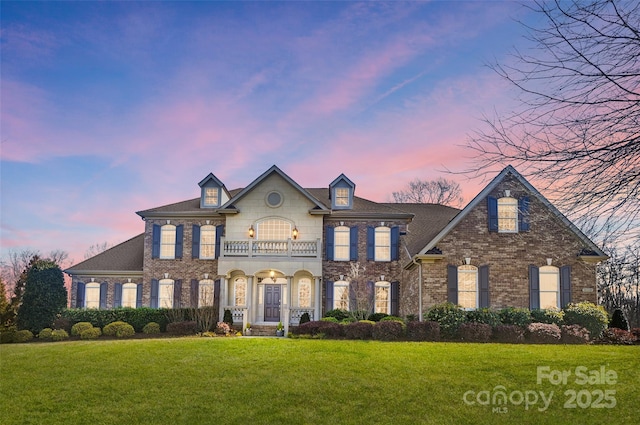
[392,177,463,207]
[467,0,640,243]
[16,258,68,334]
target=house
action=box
[65,165,607,333]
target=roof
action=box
[65,233,145,275]
[416,165,607,258]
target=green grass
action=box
[1,338,637,424]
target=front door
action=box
[264,285,281,322]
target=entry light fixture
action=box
[292,226,299,239]
[339,274,344,281]
[465,257,471,265]
[380,275,385,282]
[547,258,553,266]
[270,270,275,279]
[248,225,255,238]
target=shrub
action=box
[563,302,608,340]
[71,322,94,336]
[631,328,640,340]
[561,324,590,344]
[0,326,17,344]
[167,321,197,336]
[143,322,161,334]
[80,327,102,340]
[299,312,311,325]
[343,321,374,340]
[367,312,389,322]
[608,309,629,331]
[103,321,135,338]
[458,322,492,342]
[14,330,34,343]
[530,309,564,326]
[498,307,532,327]
[292,321,343,338]
[525,323,561,344]
[223,309,233,326]
[324,309,350,321]
[406,321,440,341]
[372,320,404,341]
[406,314,419,322]
[215,322,231,335]
[320,317,339,323]
[53,317,72,333]
[466,308,501,328]
[425,303,466,340]
[492,325,524,343]
[51,329,69,341]
[597,328,636,345]
[38,328,53,340]
[61,307,170,332]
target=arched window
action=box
[375,281,390,314]
[199,225,216,259]
[375,226,391,261]
[160,225,177,259]
[539,266,560,309]
[257,218,292,240]
[334,281,349,310]
[159,279,174,308]
[122,283,138,308]
[85,282,100,309]
[498,197,518,233]
[199,279,215,307]
[234,277,247,306]
[458,265,478,309]
[298,278,311,308]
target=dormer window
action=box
[198,173,229,208]
[334,188,350,207]
[329,173,355,210]
[204,188,219,207]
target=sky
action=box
[1,1,540,267]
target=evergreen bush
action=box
[597,328,636,345]
[223,309,233,326]
[292,321,343,338]
[525,323,561,344]
[51,329,69,341]
[299,312,311,324]
[324,309,350,321]
[458,322,492,342]
[466,308,501,328]
[530,309,564,326]
[38,328,53,340]
[343,321,374,340]
[492,325,525,343]
[71,322,94,336]
[424,303,466,340]
[14,329,34,343]
[561,324,590,344]
[498,307,532,327]
[609,309,629,331]
[372,320,404,341]
[103,321,135,338]
[143,322,161,334]
[80,327,102,340]
[367,312,389,322]
[406,321,440,341]
[166,321,197,336]
[563,302,608,340]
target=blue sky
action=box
[1,1,537,265]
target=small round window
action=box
[266,191,283,208]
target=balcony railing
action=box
[220,238,321,259]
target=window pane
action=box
[122,283,137,308]
[334,226,350,261]
[334,283,349,310]
[85,283,100,309]
[540,292,559,309]
[205,188,218,205]
[159,279,174,309]
[298,278,311,308]
[498,197,518,233]
[160,225,176,259]
[375,227,391,261]
[458,265,477,309]
[335,188,349,206]
[200,225,216,259]
[234,278,247,306]
[199,279,215,307]
[257,219,291,240]
[375,284,389,314]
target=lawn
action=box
[1,338,637,425]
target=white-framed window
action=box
[160,225,177,259]
[199,225,216,259]
[257,218,291,240]
[159,279,174,308]
[199,279,215,307]
[539,266,560,309]
[122,283,137,308]
[204,187,219,206]
[298,278,311,308]
[234,277,247,306]
[334,281,349,310]
[334,226,350,261]
[458,265,478,309]
[334,187,350,206]
[375,226,391,261]
[498,197,518,233]
[85,282,100,309]
[375,281,391,314]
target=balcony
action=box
[220,238,322,259]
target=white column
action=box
[284,276,292,334]
[246,276,254,329]
[314,277,321,321]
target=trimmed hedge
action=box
[406,321,440,341]
[424,303,466,340]
[530,309,564,326]
[372,321,404,341]
[343,321,374,340]
[526,323,561,344]
[51,329,69,341]
[458,322,491,342]
[598,328,636,345]
[561,324,590,344]
[14,330,34,343]
[498,307,532,327]
[80,327,102,340]
[466,308,501,328]
[38,328,53,340]
[166,321,197,336]
[563,302,608,340]
[71,322,94,336]
[492,325,524,343]
[143,322,161,334]
[103,321,135,338]
[293,321,344,338]
[61,308,173,332]
[324,309,350,321]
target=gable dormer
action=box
[329,174,355,210]
[198,173,229,208]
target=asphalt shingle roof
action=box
[66,233,144,273]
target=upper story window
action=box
[375,281,391,314]
[121,283,138,308]
[334,226,350,261]
[298,278,311,308]
[160,225,176,259]
[199,279,215,307]
[204,188,219,207]
[199,173,227,208]
[199,225,216,259]
[334,188,350,206]
[334,281,349,310]
[375,227,391,261]
[498,197,518,233]
[457,265,478,309]
[234,277,247,306]
[257,218,292,240]
[329,174,355,210]
[159,278,174,309]
[539,266,560,309]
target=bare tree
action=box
[84,242,112,260]
[0,249,40,298]
[392,177,464,207]
[599,242,640,328]
[466,0,640,244]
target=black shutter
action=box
[325,281,334,312]
[214,280,221,310]
[76,282,85,308]
[518,196,530,232]
[529,265,540,309]
[173,279,182,309]
[152,224,161,258]
[350,226,358,261]
[190,279,199,308]
[479,265,490,308]
[136,283,143,308]
[366,226,375,260]
[150,279,159,308]
[390,281,400,317]
[113,283,123,308]
[99,282,108,309]
[215,225,224,258]
[560,265,572,308]
[325,226,334,260]
[192,225,200,259]
[175,225,184,259]
[391,226,400,261]
[487,196,498,232]
[447,265,458,305]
